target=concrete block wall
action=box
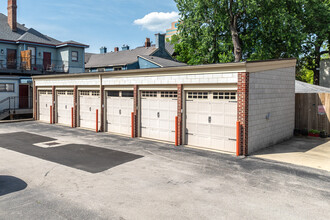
[248,67,295,153]
[102,72,238,86]
[35,73,238,87]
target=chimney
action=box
[145,38,151,47]
[155,33,166,50]
[100,46,107,54]
[114,47,119,52]
[7,0,17,32]
[122,45,130,51]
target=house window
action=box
[114,67,122,71]
[72,51,78,62]
[0,83,14,92]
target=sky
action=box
[0,0,179,53]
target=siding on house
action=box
[0,77,19,109]
[248,67,296,153]
[138,57,160,69]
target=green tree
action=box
[298,0,330,85]
[173,0,305,64]
[173,0,329,85]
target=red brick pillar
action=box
[237,72,249,156]
[52,86,55,124]
[177,84,183,145]
[133,85,139,138]
[100,85,105,132]
[33,82,37,120]
[73,86,78,127]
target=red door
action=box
[43,52,51,70]
[19,85,29,109]
[7,49,17,69]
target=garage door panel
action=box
[224,127,236,137]
[210,125,224,137]
[210,138,225,149]
[212,102,225,113]
[57,92,73,125]
[186,91,237,152]
[141,92,177,142]
[223,140,236,152]
[211,115,225,125]
[106,93,133,135]
[39,92,52,122]
[79,93,100,130]
[225,115,237,125]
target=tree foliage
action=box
[172,0,329,84]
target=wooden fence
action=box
[295,93,330,133]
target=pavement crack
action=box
[44,166,57,177]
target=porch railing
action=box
[0,55,81,73]
[0,96,33,115]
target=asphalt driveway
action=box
[0,121,329,220]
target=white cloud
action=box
[134,11,179,32]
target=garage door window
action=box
[58,91,73,95]
[57,91,66,95]
[80,91,90,96]
[108,91,120,97]
[187,92,208,99]
[161,91,177,98]
[122,91,134,97]
[92,91,100,96]
[142,91,157,97]
[39,90,52,95]
[213,92,236,100]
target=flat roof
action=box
[33,58,296,80]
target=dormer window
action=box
[72,51,78,62]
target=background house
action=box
[320,59,330,88]
[165,21,179,41]
[85,34,185,73]
[0,0,88,119]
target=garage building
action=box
[33,59,296,155]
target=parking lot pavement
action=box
[0,121,329,220]
[252,137,330,172]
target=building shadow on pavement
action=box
[0,176,27,196]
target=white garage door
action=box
[106,91,134,135]
[141,91,177,142]
[38,90,52,122]
[56,90,74,126]
[79,90,100,130]
[185,91,237,152]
